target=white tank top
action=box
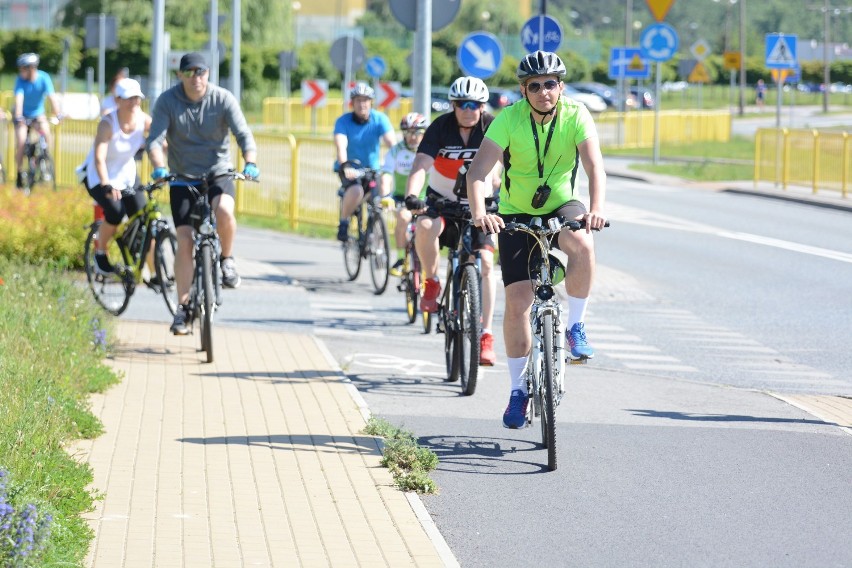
[84,110,146,190]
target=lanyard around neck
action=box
[529,111,557,181]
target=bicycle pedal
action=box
[569,357,589,365]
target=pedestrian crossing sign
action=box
[765,34,797,69]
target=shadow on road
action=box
[348,372,463,398]
[419,434,550,475]
[198,370,341,384]
[177,433,380,454]
[627,408,829,425]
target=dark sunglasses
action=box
[179,68,207,78]
[525,79,560,94]
[455,101,480,111]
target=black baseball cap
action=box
[179,52,209,71]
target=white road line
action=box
[595,343,662,351]
[605,353,682,362]
[622,363,699,372]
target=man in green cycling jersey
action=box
[466,51,608,429]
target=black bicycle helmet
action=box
[516,50,566,81]
[350,82,375,100]
[17,53,39,68]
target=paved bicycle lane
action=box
[72,319,455,567]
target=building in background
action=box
[0,0,69,29]
[293,0,367,45]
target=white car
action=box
[561,86,607,113]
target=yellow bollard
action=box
[812,130,820,195]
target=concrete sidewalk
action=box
[72,321,454,567]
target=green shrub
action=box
[364,417,439,494]
[0,187,91,268]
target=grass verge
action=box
[363,417,439,494]
[237,212,336,240]
[0,258,120,566]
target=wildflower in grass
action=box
[0,469,53,566]
[0,276,4,285]
[93,329,107,349]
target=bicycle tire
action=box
[541,313,558,471]
[368,213,391,294]
[154,225,179,316]
[84,224,132,315]
[440,303,459,382]
[404,269,417,324]
[38,155,56,191]
[343,211,362,280]
[458,264,481,396]
[200,242,215,363]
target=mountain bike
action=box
[83,177,178,316]
[503,216,608,471]
[397,218,424,325]
[173,170,253,363]
[430,198,495,396]
[18,117,57,194]
[341,166,392,295]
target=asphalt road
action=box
[120,171,852,567]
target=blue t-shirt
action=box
[333,110,393,170]
[14,70,55,118]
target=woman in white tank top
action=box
[81,78,152,274]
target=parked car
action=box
[630,87,654,109]
[562,85,607,113]
[568,82,622,109]
[488,87,522,111]
[400,88,452,113]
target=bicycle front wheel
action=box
[154,225,179,316]
[343,212,362,281]
[84,224,132,315]
[458,264,482,396]
[199,242,215,363]
[368,214,390,295]
[541,313,558,471]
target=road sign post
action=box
[766,34,798,129]
[640,23,679,165]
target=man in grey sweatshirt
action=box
[147,52,259,336]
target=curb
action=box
[312,334,461,568]
[721,188,852,213]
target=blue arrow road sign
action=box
[457,31,503,79]
[766,34,797,69]
[608,47,651,80]
[521,15,563,53]
[365,56,386,78]
[640,23,679,62]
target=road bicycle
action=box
[18,117,57,194]
[341,165,392,295]
[503,216,607,471]
[173,170,254,363]
[429,198,495,396]
[397,217,424,325]
[84,177,178,316]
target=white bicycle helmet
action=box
[448,76,489,102]
[350,82,375,100]
[17,53,39,68]
[517,50,566,81]
[400,112,427,130]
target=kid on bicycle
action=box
[380,112,428,276]
[466,51,608,429]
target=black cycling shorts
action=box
[497,200,587,286]
[170,177,235,229]
[84,180,146,226]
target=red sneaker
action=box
[419,278,441,313]
[479,332,496,366]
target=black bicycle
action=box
[503,216,607,471]
[83,178,178,316]
[19,117,56,194]
[341,165,391,295]
[171,170,252,363]
[429,198,495,396]
[397,217,423,325]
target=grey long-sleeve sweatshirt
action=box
[146,82,256,177]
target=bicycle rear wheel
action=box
[37,154,55,191]
[368,214,390,294]
[84,224,132,315]
[458,264,481,396]
[343,212,362,280]
[199,242,215,363]
[154,225,179,316]
[541,313,558,471]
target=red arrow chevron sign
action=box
[301,79,328,108]
[377,81,401,109]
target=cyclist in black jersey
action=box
[404,76,502,366]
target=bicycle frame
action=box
[436,220,483,334]
[111,191,169,284]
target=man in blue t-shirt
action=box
[333,82,395,242]
[13,53,62,189]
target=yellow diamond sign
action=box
[645,0,676,22]
[690,39,711,61]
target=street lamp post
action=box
[738,0,746,116]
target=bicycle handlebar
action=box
[504,217,610,237]
[430,197,498,222]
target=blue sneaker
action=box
[567,322,595,360]
[502,389,529,429]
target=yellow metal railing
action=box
[754,128,850,198]
[262,97,414,133]
[597,110,731,149]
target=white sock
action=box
[567,295,589,328]
[507,356,528,392]
[482,328,492,336]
